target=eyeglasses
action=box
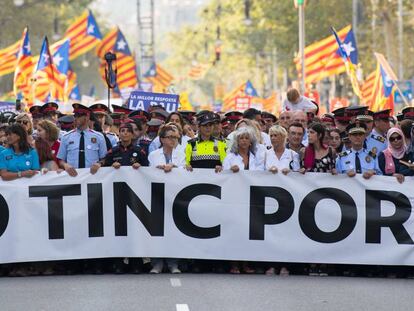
[163,135,179,140]
[16,120,29,125]
[389,135,402,142]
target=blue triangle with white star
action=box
[245,80,258,97]
[114,29,131,55]
[86,10,102,39]
[53,39,70,75]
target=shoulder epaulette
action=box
[62,129,75,136]
[338,150,350,158]
[371,134,386,143]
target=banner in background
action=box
[128,91,179,112]
[0,168,414,265]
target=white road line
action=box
[170,278,182,287]
[176,304,189,311]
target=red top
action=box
[51,140,60,164]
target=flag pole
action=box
[298,3,306,92]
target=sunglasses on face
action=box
[16,120,29,125]
[389,135,402,142]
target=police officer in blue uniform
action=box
[336,123,382,178]
[368,109,389,153]
[57,103,107,177]
[90,103,118,148]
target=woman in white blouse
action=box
[265,125,300,174]
[263,124,301,276]
[148,124,186,172]
[148,124,185,274]
[223,127,263,274]
[223,127,264,172]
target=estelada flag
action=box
[296,25,351,84]
[52,10,102,60]
[96,27,138,90]
[14,27,34,104]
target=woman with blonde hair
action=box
[265,125,300,175]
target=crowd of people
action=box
[1,86,414,278]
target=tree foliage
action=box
[0,0,98,94]
[162,0,414,106]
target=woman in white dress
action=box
[265,125,300,175]
[148,124,185,273]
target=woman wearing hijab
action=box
[378,127,411,182]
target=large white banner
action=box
[1,167,414,265]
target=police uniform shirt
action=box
[185,136,227,168]
[335,149,382,175]
[102,143,149,167]
[0,147,40,172]
[106,132,119,147]
[365,129,387,156]
[57,129,107,168]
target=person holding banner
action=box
[185,112,226,172]
[335,123,382,178]
[93,122,149,172]
[223,127,262,172]
[57,104,107,177]
[185,112,227,273]
[91,122,148,274]
[378,127,410,182]
[223,126,263,274]
[148,124,185,274]
[265,125,300,175]
[0,123,39,181]
[300,123,336,174]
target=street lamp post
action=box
[296,0,306,92]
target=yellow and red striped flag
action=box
[296,25,351,84]
[369,53,397,112]
[52,10,102,60]
[361,71,376,106]
[0,40,20,77]
[14,27,34,104]
[144,63,174,93]
[188,63,210,80]
[222,80,258,111]
[33,37,65,102]
[96,27,138,90]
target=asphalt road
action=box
[0,274,413,311]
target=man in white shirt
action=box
[282,88,318,112]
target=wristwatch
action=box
[17,171,22,178]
